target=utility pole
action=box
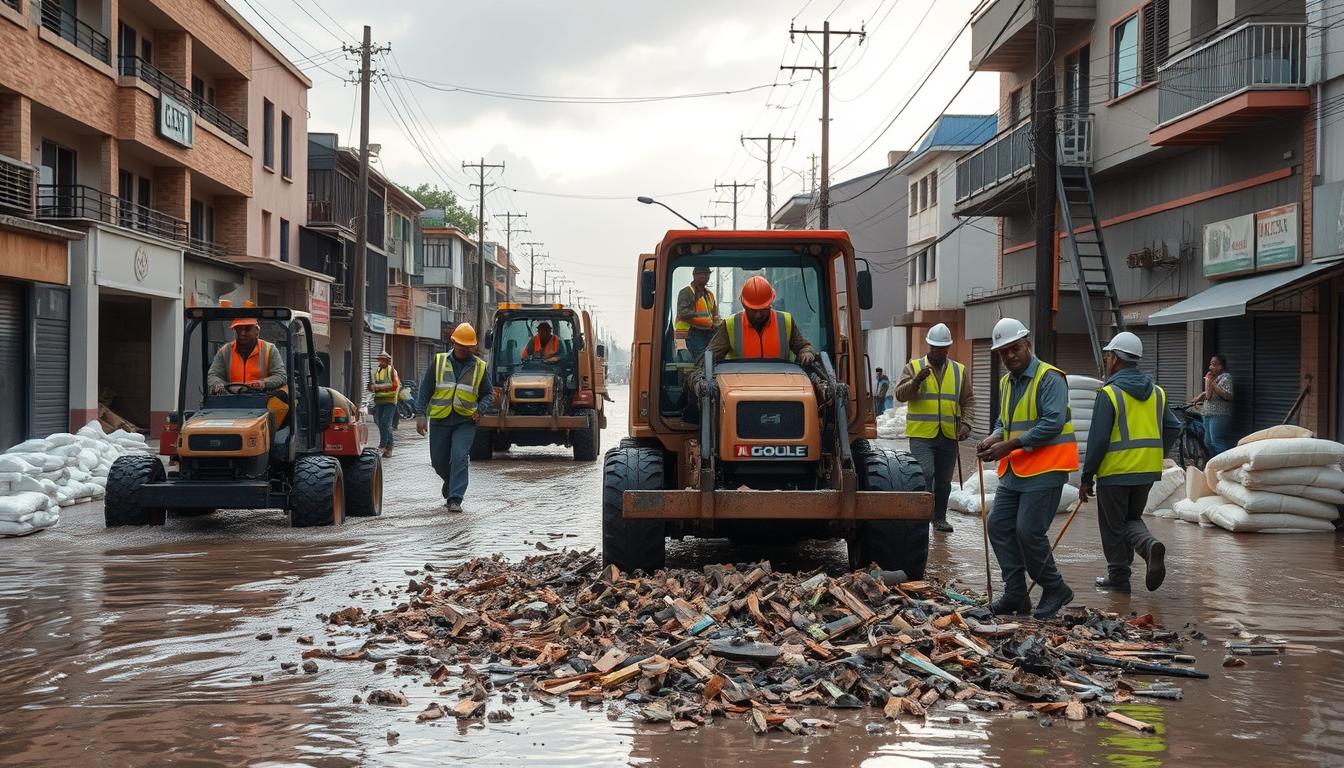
[462,158,504,334]
[714,181,753,229]
[499,212,527,303]
[808,153,818,193]
[739,136,793,225]
[520,241,542,303]
[344,26,388,397]
[1032,0,1057,360]
[542,268,554,303]
[784,20,865,228]
[701,213,730,228]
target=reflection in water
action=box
[1099,703,1166,768]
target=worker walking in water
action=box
[675,265,720,360]
[895,323,973,534]
[416,324,493,513]
[368,350,400,458]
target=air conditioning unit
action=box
[1126,243,1175,269]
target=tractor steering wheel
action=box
[223,382,262,394]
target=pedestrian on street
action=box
[1079,332,1180,593]
[976,318,1079,619]
[369,350,400,458]
[1189,353,1234,456]
[416,324,494,513]
[895,324,973,533]
[874,368,892,414]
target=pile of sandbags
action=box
[1143,461,1188,518]
[1066,375,1103,486]
[948,464,1080,516]
[0,421,154,537]
[876,404,907,440]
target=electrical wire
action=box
[388,74,801,104]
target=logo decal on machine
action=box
[734,444,809,459]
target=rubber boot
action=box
[1144,541,1167,592]
[1032,584,1075,620]
[1094,575,1131,593]
[991,593,1032,616]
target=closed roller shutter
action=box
[362,331,381,396]
[969,339,995,437]
[0,281,26,448]
[1211,314,1299,439]
[1055,334,1100,378]
[31,286,69,437]
[416,341,432,381]
[1133,325,1189,407]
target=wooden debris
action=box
[1106,711,1156,732]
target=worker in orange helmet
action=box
[207,315,286,395]
[690,274,817,396]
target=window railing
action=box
[40,0,110,64]
[954,113,1093,204]
[0,154,36,215]
[119,56,248,144]
[37,185,188,243]
[188,237,229,260]
[1157,22,1307,126]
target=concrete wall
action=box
[820,167,910,328]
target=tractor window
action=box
[190,318,295,408]
[491,314,578,381]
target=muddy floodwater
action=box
[2,391,1342,767]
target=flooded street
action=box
[2,390,1342,767]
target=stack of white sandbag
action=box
[947,464,1080,516]
[1143,461,1188,518]
[1066,375,1102,486]
[876,404,907,440]
[0,421,154,537]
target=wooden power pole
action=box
[346,25,380,398]
[1032,0,1057,360]
[714,181,753,229]
[740,136,794,225]
[462,158,504,335]
[499,211,527,303]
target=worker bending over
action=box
[895,323,973,534]
[417,323,494,514]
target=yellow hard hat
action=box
[450,323,478,346]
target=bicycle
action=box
[1171,404,1210,469]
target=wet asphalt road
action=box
[1,390,1343,767]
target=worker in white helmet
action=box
[1079,331,1181,593]
[975,317,1078,619]
[895,323,973,533]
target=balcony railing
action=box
[37,185,188,243]
[0,154,36,215]
[40,1,110,64]
[954,113,1093,204]
[187,237,229,260]
[119,56,248,144]
[1157,23,1307,126]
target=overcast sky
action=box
[230,0,999,347]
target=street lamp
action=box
[637,196,703,229]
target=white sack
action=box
[0,508,59,536]
[1206,504,1336,533]
[109,429,147,444]
[46,433,80,447]
[1173,495,1225,525]
[1215,475,1344,505]
[1237,425,1314,446]
[1214,480,1340,520]
[1143,467,1188,515]
[1186,465,1213,501]
[50,444,83,458]
[962,465,1000,496]
[4,439,52,454]
[0,455,41,476]
[1066,375,1103,392]
[1074,429,1090,445]
[0,492,50,520]
[1058,484,1080,513]
[1205,439,1344,489]
[1221,465,1344,491]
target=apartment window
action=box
[280,218,290,262]
[1112,1,1169,98]
[928,170,937,206]
[425,242,452,268]
[262,99,275,170]
[262,210,272,257]
[925,249,937,283]
[909,183,918,216]
[1008,88,1022,123]
[1113,15,1140,97]
[908,256,917,286]
[1063,45,1091,113]
[280,112,292,179]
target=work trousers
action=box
[1097,484,1159,583]
[374,403,397,449]
[909,437,957,523]
[686,328,714,361]
[429,418,477,503]
[988,484,1066,596]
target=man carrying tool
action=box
[689,275,818,397]
[523,321,563,364]
[896,323,973,534]
[674,265,720,359]
[1079,332,1179,593]
[416,324,494,513]
[368,350,400,458]
[976,318,1078,619]
[207,315,286,394]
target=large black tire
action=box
[290,455,345,528]
[571,408,600,461]
[601,444,666,573]
[104,455,167,527]
[850,447,929,579]
[470,427,494,461]
[342,449,383,517]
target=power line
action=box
[388,74,802,104]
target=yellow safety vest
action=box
[905,358,964,440]
[674,287,717,337]
[372,366,399,404]
[427,353,487,419]
[996,361,1079,478]
[1098,383,1167,478]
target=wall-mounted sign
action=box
[309,281,330,337]
[157,93,194,148]
[367,312,394,334]
[1202,213,1254,279]
[1255,203,1300,271]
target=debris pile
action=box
[300,551,1219,735]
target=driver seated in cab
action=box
[207,315,289,421]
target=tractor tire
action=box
[290,455,346,528]
[470,427,494,461]
[850,447,929,579]
[571,408,600,461]
[342,448,383,517]
[104,455,167,527]
[601,444,666,573]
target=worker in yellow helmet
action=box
[416,323,493,513]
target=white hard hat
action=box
[990,317,1030,351]
[1102,331,1143,360]
[926,323,953,348]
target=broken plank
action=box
[1106,711,1156,733]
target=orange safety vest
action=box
[724,310,793,360]
[228,341,271,383]
[996,361,1079,478]
[529,335,560,357]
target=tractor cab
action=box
[486,304,583,416]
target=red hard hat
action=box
[739,275,775,310]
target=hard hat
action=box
[692,265,712,275]
[990,317,1030,351]
[450,323,478,346]
[230,316,259,329]
[538,321,552,330]
[739,275,776,310]
[377,350,393,359]
[1102,331,1143,360]
[925,323,953,348]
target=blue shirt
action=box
[990,356,1071,491]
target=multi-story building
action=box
[955,0,1339,438]
[0,0,311,438]
[416,219,475,336]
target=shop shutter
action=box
[969,339,995,437]
[0,281,26,448]
[1251,315,1302,429]
[1211,316,1254,438]
[1055,334,1099,378]
[362,331,381,398]
[416,341,432,381]
[1133,325,1188,407]
[30,286,69,437]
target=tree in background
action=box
[401,183,479,233]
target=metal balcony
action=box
[187,237,229,260]
[1152,23,1308,146]
[0,154,36,215]
[954,113,1092,217]
[37,185,188,244]
[119,56,248,145]
[40,0,110,64]
[970,0,1094,72]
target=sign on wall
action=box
[309,281,330,337]
[1255,203,1300,271]
[157,93,194,148]
[367,313,394,334]
[1202,214,1254,279]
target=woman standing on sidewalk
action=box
[1190,354,1234,456]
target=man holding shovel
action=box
[895,323,973,533]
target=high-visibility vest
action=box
[1098,383,1167,478]
[673,287,717,337]
[227,340,274,383]
[528,335,560,358]
[427,353,488,419]
[372,366,400,404]
[724,310,793,360]
[905,357,964,440]
[996,361,1079,477]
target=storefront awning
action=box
[229,257,334,284]
[1147,261,1339,326]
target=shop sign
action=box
[367,313,394,334]
[309,281,330,337]
[1255,204,1299,271]
[157,93,194,149]
[1202,214,1254,279]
